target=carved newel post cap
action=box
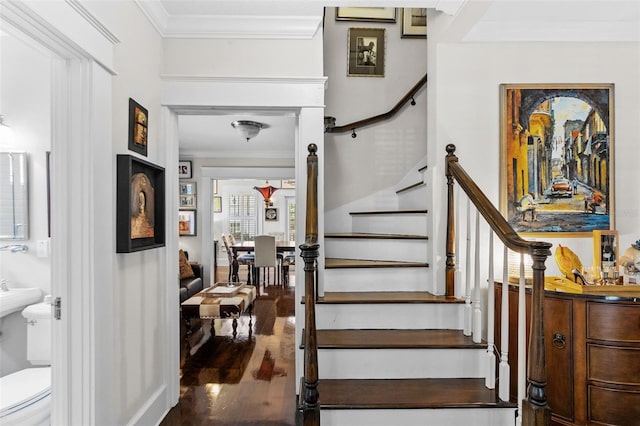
[446,144,457,155]
[308,143,317,155]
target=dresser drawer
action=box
[587,302,640,342]
[589,385,640,425]
[588,344,640,385]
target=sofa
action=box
[179,250,204,303]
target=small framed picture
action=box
[128,98,148,156]
[213,196,222,213]
[179,182,196,195]
[178,161,192,179]
[265,207,278,221]
[593,230,618,271]
[401,8,427,38]
[348,28,385,77]
[180,195,196,209]
[336,7,396,23]
[179,210,196,236]
[281,179,295,189]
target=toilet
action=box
[0,301,52,426]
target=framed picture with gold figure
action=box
[116,155,165,252]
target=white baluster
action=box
[486,231,495,388]
[473,209,482,343]
[464,198,471,336]
[499,245,510,401]
[455,187,461,297]
[517,253,526,426]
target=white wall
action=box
[323,7,429,211]
[0,28,52,376]
[428,12,640,287]
[79,1,167,424]
[163,36,323,76]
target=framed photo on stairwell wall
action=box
[499,83,614,237]
[347,27,385,78]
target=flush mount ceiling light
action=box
[231,120,264,142]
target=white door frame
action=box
[161,75,327,400]
[1,3,117,424]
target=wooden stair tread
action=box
[350,209,428,215]
[317,378,515,409]
[317,291,464,304]
[325,232,428,240]
[306,329,485,349]
[325,258,429,268]
[396,181,425,194]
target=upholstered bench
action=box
[181,283,256,344]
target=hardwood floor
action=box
[161,272,297,426]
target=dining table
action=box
[230,241,297,285]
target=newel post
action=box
[445,144,458,298]
[301,143,320,425]
[522,241,552,426]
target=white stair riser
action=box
[324,268,430,292]
[318,348,487,379]
[397,185,428,210]
[352,214,428,235]
[325,239,428,262]
[320,407,517,426]
[315,303,463,330]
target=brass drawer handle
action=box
[552,332,566,349]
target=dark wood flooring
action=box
[161,273,297,426]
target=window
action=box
[228,194,256,243]
[286,197,296,242]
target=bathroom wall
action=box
[0,26,53,377]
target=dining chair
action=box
[221,234,238,282]
[229,233,255,283]
[254,235,279,286]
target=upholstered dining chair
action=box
[254,235,279,286]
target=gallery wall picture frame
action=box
[180,194,196,209]
[128,98,148,156]
[348,27,386,77]
[265,207,278,221]
[213,196,222,213]
[179,210,197,236]
[593,230,618,271]
[178,160,192,179]
[116,154,165,253]
[179,181,196,195]
[281,179,295,189]
[336,7,396,22]
[499,83,614,237]
[401,8,427,38]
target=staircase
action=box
[300,164,518,425]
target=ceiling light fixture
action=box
[231,120,264,142]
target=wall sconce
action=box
[0,115,14,144]
[231,120,264,142]
[254,180,279,207]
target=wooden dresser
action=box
[494,282,640,426]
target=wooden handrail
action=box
[325,73,427,138]
[445,144,552,426]
[301,144,320,425]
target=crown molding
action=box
[135,1,322,39]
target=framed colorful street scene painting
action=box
[499,84,614,236]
